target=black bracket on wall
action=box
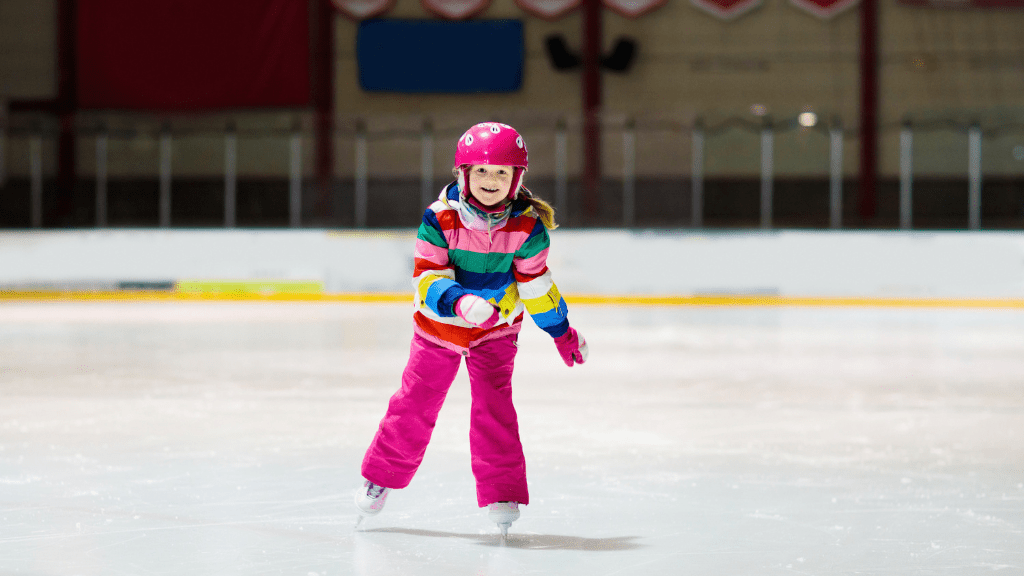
[544,34,637,73]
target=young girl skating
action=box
[355,122,588,536]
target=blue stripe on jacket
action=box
[454,269,515,292]
[426,278,464,318]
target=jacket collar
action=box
[440,181,531,232]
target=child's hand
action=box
[553,327,588,367]
[456,295,501,329]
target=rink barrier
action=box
[3,230,1023,300]
[2,289,1024,309]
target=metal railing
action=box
[2,114,1023,229]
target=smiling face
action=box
[467,164,514,208]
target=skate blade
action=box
[498,522,511,543]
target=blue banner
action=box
[357,19,524,93]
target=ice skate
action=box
[354,480,391,526]
[488,501,520,540]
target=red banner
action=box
[77,0,309,110]
[421,0,491,19]
[690,0,763,19]
[332,0,396,19]
[604,0,669,18]
[790,0,859,17]
[515,0,582,20]
[898,0,1024,6]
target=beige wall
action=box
[2,0,1024,179]
[0,0,56,99]
[879,1,1024,176]
[333,0,863,178]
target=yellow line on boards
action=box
[0,291,181,302]
[563,294,1024,309]
[1,291,1023,309]
[0,291,410,303]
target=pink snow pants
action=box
[361,331,529,508]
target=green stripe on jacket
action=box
[515,228,550,259]
[448,248,516,274]
[417,222,447,248]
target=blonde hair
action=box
[456,166,559,230]
[519,187,558,230]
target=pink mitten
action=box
[456,295,501,329]
[553,327,589,367]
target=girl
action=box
[354,122,588,536]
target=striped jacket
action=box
[412,182,570,354]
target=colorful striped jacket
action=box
[412,182,570,354]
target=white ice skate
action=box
[488,501,520,539]
[354,480,391,527]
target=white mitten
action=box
[455,295,500,329]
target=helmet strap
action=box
[508,167,524,200]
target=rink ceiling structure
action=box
[1,299,1023,575]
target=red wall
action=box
[77,0,310,110]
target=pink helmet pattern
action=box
[454,123,529,201]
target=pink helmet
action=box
[454,122,529,200]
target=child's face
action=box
[467,165,514,208]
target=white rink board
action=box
[1,229,1023,298]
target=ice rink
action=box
[2,299,1023,575]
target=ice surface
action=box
[1,301,1023,575]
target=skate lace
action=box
[366,482,386,499]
